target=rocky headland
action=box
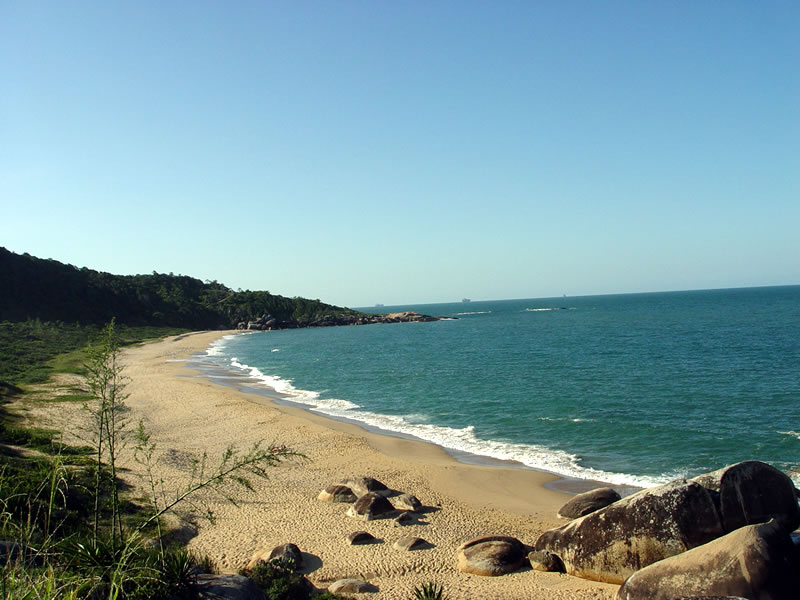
[237,311,446,330]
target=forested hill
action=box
[0,247,363,329]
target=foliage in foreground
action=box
[413,581,448,600]
[0,320,299,599]
[242,559,345,600]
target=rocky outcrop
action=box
[534,479,725,584]
[616,520,798,600]
[457,536,529,576]
[236,312,448,330]
[317,485,357,503]
[557,487,621,519]
[328,579,378,594]
[346,492,395,521]
[691,461,800,533]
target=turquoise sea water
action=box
[199,286,800,488]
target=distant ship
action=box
[462,298,471,303]
[375,303,385,308]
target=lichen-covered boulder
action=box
[317,484,357,503]
[557,487,621,519]
[692,461,800,533]
[457,536,528,576]
[346,492,395,520]
[616,520,798,600]
[534,479,725,584]
[341,476,390,498]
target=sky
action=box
[2,1,798,307]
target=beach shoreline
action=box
[115,330,618,599]
[193,330,641,499]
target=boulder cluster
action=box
[242,476,433,597]
[537,461,800,599]
[236,312,444,331]
[226,461,800,599]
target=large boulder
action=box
[616,520,798,600]
[534,479,725,584]
[341,477,391,498]
[457,536,528,576]
[692,461,800,533]
[557,487,622,519]
[346,492,395,520]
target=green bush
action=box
[413,581,448,600]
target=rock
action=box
[557,487,621,519]
[195,574,267,600]
[528,549,565,573]
[616,520,798,600]
[341,477,390,498]
[457,536,528,576]
[393,536,429,551]
[245,543,302,570]
[346,492,395,520]
[268,543,303,568]
[534,479,725,584]
[393,511,414,526]
[395,493,422,511]
[348,531,377,545]
[318,485,357,503]
[328,579,378,594]
[692,461,800,533]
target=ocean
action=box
[195,286,800,489]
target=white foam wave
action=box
[272,349,280,353]
[454,311,492,316]
[225,357,664,488]
[206,334,239,357]
[778,431,800,440]
[227,358,359,409]
[525,308,555,312]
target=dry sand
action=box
[108,331,619,599]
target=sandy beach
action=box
[106,331,618,599]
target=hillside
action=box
[0,247,363,330]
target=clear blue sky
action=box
[2,1,798,307]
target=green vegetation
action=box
[413,581,448,600]
[0,321,301,599]
[1,247,364,331]
[0,319,188,386]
